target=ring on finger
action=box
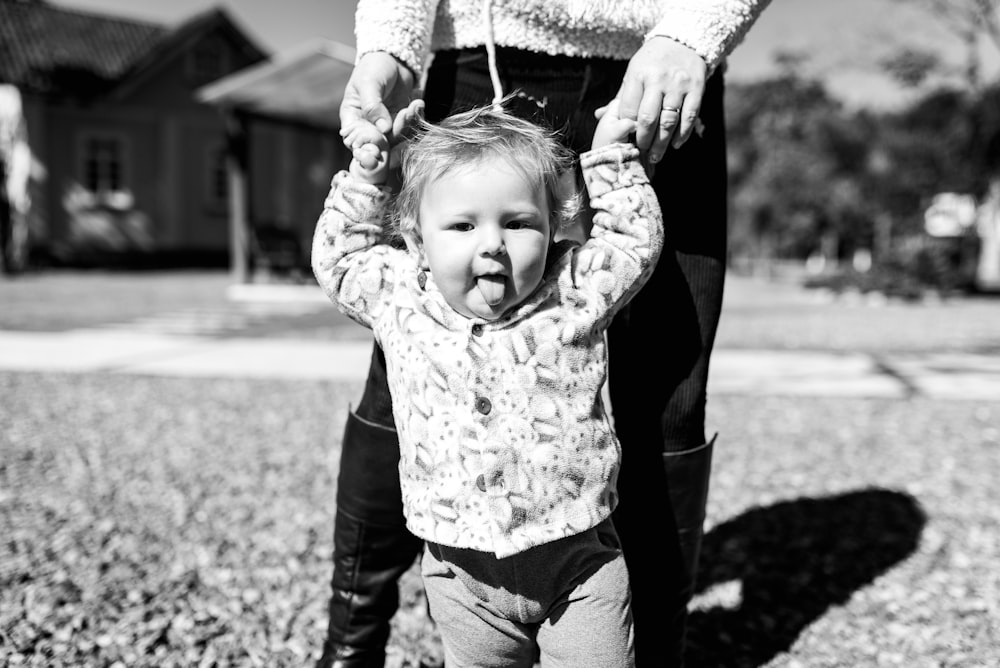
[662,105,681,114]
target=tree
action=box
[881,48,942,88]
[726,74,874,261]
[889,0,1000,92]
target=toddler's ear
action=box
[402,229,428,268]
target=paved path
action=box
[1,328,997,400]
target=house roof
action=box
[197,39,356,130]
[0,0,267,96]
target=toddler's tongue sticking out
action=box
[476,275,506,307]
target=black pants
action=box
[320,47,728,667]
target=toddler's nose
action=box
[478,225,506,256]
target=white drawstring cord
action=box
[482,0,504,108]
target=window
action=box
[79,133,127,193]
[188,41,229,85]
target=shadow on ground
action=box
[686,488,926,668]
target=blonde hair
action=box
[393,99,581,246]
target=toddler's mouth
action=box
[476,274,506,307]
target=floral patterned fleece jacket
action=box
[355,0,773,79]
[312,144,663,558]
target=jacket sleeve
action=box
[647,0,773,72]
[311,171,399,330]
[573,143,664,320]
[355,0,441,79]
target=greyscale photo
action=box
[2,1,998,666]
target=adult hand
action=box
[615,37,707,165]
[339,51,416,140]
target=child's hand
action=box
[341,119,390,184]
[340,100,424,185]
[591,98,637,151]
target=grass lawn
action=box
[0,268,369,341]
[0,270,236,332]
[714,275,1000,354]
[3,268,1000,351]
[1,271,998,666]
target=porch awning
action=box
[196,38,355,129]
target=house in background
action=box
[196,38,358,284]
[0,0,344,270]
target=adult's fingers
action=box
[672,82,705,149]
[360,94,393,135]
[392,99,425,141]
[633,87,666,152]
[649,102,681,163]
[340,87,390,134]
[387,100,424,169]
[338,53,411,134]
[648,86,707,161]
[618,75,664,152]
[620,37,709,159]
[341,120,387,154]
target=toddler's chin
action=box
[475,306,506,322]
[470,297,510,321]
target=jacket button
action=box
[475,474,486,492]
[474,396,492,415]
[417,271,427,289]
[471,324,484,336]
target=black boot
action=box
[316,411,424,668]
[613,432,715,668]
[663,436,714,590]
[660,436,715,667]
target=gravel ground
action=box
[2,270,997,666]
[1,371,997,667]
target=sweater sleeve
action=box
[355,0,441,78]
[647,0,773,72]
[573,143,664,320]
[310,171,399,330]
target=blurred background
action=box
[2,0,1000,297]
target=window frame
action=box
[76,130,130,194]
[186,39,231,86]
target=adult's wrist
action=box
[358,51,416,80]
[357,49,420,83]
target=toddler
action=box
[313,99,663,667]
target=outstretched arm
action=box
[571,139,665,320]
[311,171,399,330]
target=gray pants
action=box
[421,520,634,667]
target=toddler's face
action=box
[410,159,551,321]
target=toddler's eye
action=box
[506,219,533,230]
[449,222,474,232]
